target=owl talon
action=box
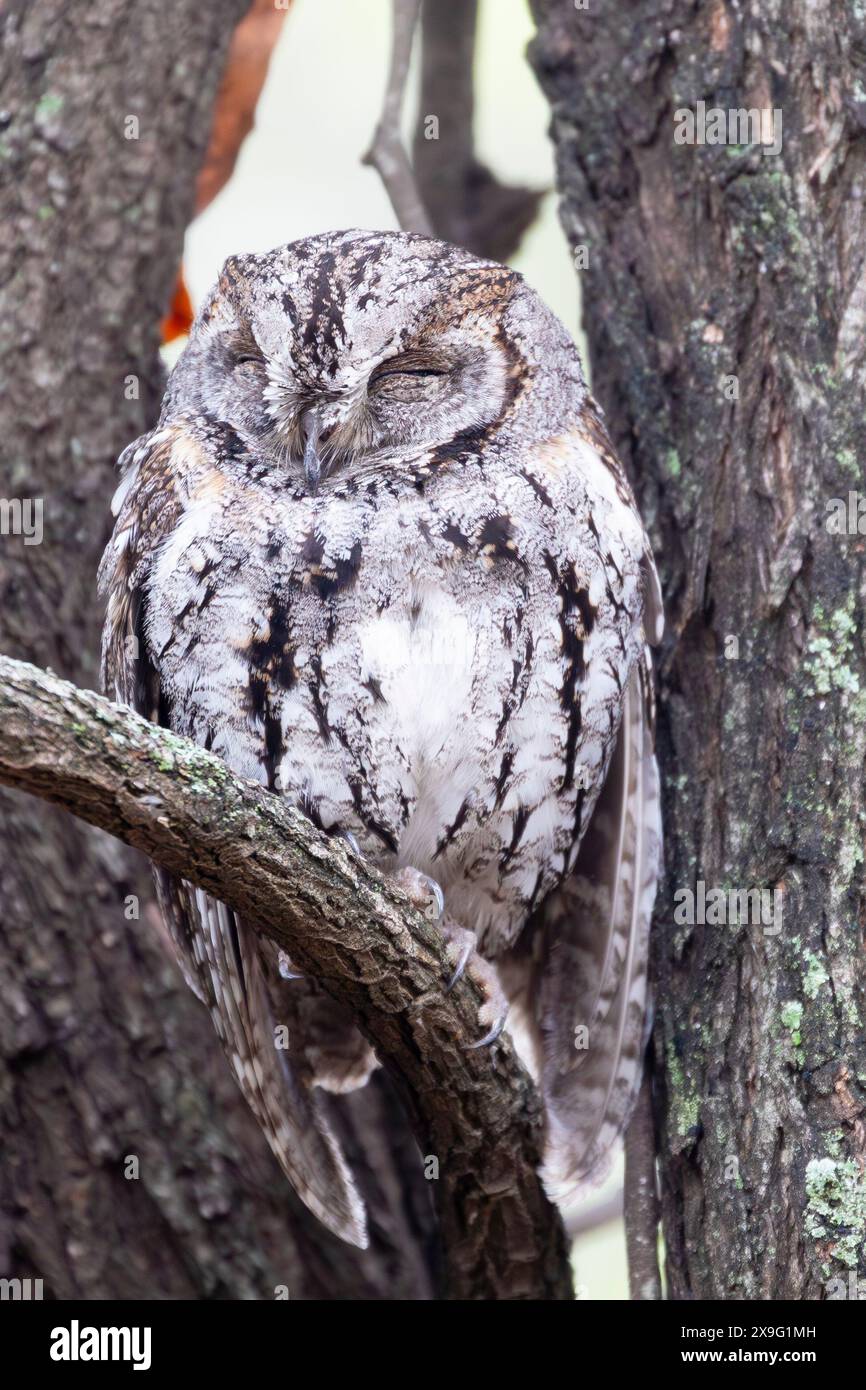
[423,874,445,920]
[393,867,445,921]
[468,1008,509,1050]
[445,939,473,993]
[341,829,362,858]
[437,919,508,1047]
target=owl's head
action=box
[164,230,586,492]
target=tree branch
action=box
[623,1061,661,1300]
[362,0,433,236]
[365,0,544,257]
[0,654,572,1301]
[411,0,544,262]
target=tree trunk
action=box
[0,0,434,1300]
[530,0,866,1298]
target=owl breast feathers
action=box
[99,229,663,1248]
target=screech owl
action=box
[99,229,663,1249]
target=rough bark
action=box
[0,0,434,1301]
[0,655,573,1301]
[530,0,866,1298]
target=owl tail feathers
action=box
[187,889,368,1248]
[237,910,369,1248]
[535,656,661,1204]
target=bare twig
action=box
[624,1058,662,1299]
[0,654,572,1301]
[362,0,432,235]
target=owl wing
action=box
[99,431,368,1248]
[536,648,661,1199]
[527,409,663,1200]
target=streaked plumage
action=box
[99,229,662,1247]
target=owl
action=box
[99,229,663,1249]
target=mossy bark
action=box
[531,0,866,1298]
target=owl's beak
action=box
[301,407,322,494]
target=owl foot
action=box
[393,866,445,921]
[468,1010,509,1049]
[393,870,507,1046]
[440,919,509,1050]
